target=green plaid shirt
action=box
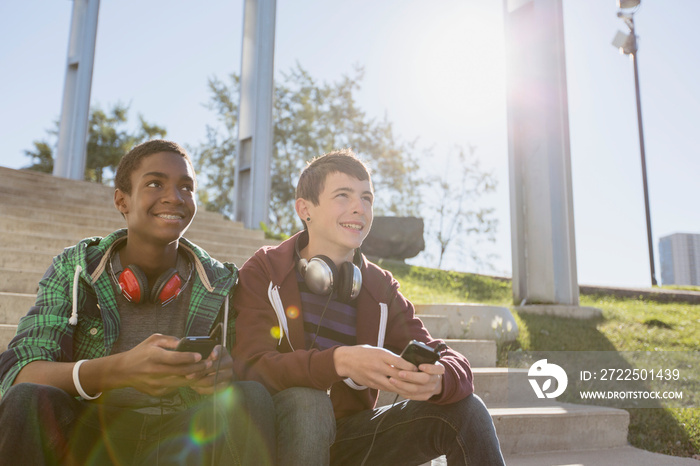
[0,229,238,406]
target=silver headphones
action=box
[295,232,362,303]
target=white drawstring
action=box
[69,265,82,326]
[222,296,229,348]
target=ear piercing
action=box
[306,217,311,222]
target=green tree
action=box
[426,145,498,270]
[192,75,241,216]
[195,64,499,271]
[24,103,166,183]
[193,64,425,234]
[24,140,56,174]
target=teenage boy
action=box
[0,140,274,465]
[232,149,505,465]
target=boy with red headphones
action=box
[232,149,505,465]
[0,140,274,465]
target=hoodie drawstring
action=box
[69,265,82,326]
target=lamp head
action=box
[611,30,636,55]
[617,0,640,8]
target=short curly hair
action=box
[296,148,371,205]
[115,140,193,194]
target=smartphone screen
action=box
[175,336,217,358]
[400,340,441,367]
[176,323,222,359]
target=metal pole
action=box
[630,24,657,286]
[54,0,100,180]
[235,0,276,229]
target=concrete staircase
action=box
[380,305,694,463]
[1,166,695,465]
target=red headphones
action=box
[108,245,193,306]
[118,265,184,305]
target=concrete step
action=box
[491,402,629,455]
[0,214,267,246]
[0,248,55,270]
[0,250,254,295]
[377,394,629,456]
[0,166,115,196]
[0,203,255,238]
[0,242,257,271]
[0,292,36,325]
[503,445,700,466]
[0,324,17,351]
[414,303,518,342]
[444,339,496,368]
[472,367,532,407]
[0,182,115,207]
[0,232,267,262]
[418,314,497,367]
[375,363,503,406]
[0,232,95,254]
[418,314,450,339]
[0,268,43,294]
[0,235,267,269]
[0,199,256,238]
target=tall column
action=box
[235,0,276,229]
[504,0,581,310]
[54,0,100,180]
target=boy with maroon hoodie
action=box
[232,149,504,465]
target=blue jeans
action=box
[274,388,504,466]
[273,387,336,466]
[0,382,275,465]
[331,393,505,465]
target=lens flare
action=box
[270,326,281,339]
[190,408,216,445]
[286,306,299,319]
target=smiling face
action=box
[297,171,374,264]
[114,151,197,248]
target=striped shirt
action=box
[299,272,357,351]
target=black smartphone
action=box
[400,340,441,367]
[175,323,222,358]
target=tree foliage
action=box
[24,103,166,183]
[424,145,499,270]
[193,64,425,234]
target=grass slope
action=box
[380,259,699,458]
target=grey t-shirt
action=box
[100,250,194,414]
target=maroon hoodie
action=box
[231,231,474,420]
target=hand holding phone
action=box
[175,323,222,359]
[400,340,442,367]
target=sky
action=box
[1,0,699,289]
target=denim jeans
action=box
[274,388,504,466]
[331,393,505,466]
[273,387,336,466]
[0,381,275,465]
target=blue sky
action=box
[1,0,699,288]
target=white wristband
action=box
[72,359,102,400]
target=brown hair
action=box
[115,139,193,194]
[296,148,371,205]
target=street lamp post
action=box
[612,1,658,286]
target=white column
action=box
[235,0,276,229]
[503,0,579,306]
[54,0,100,180]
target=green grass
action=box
[382,260,700,458]
[662,284,700,292]
[376,259,511,304]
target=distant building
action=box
[659,233,700,286]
